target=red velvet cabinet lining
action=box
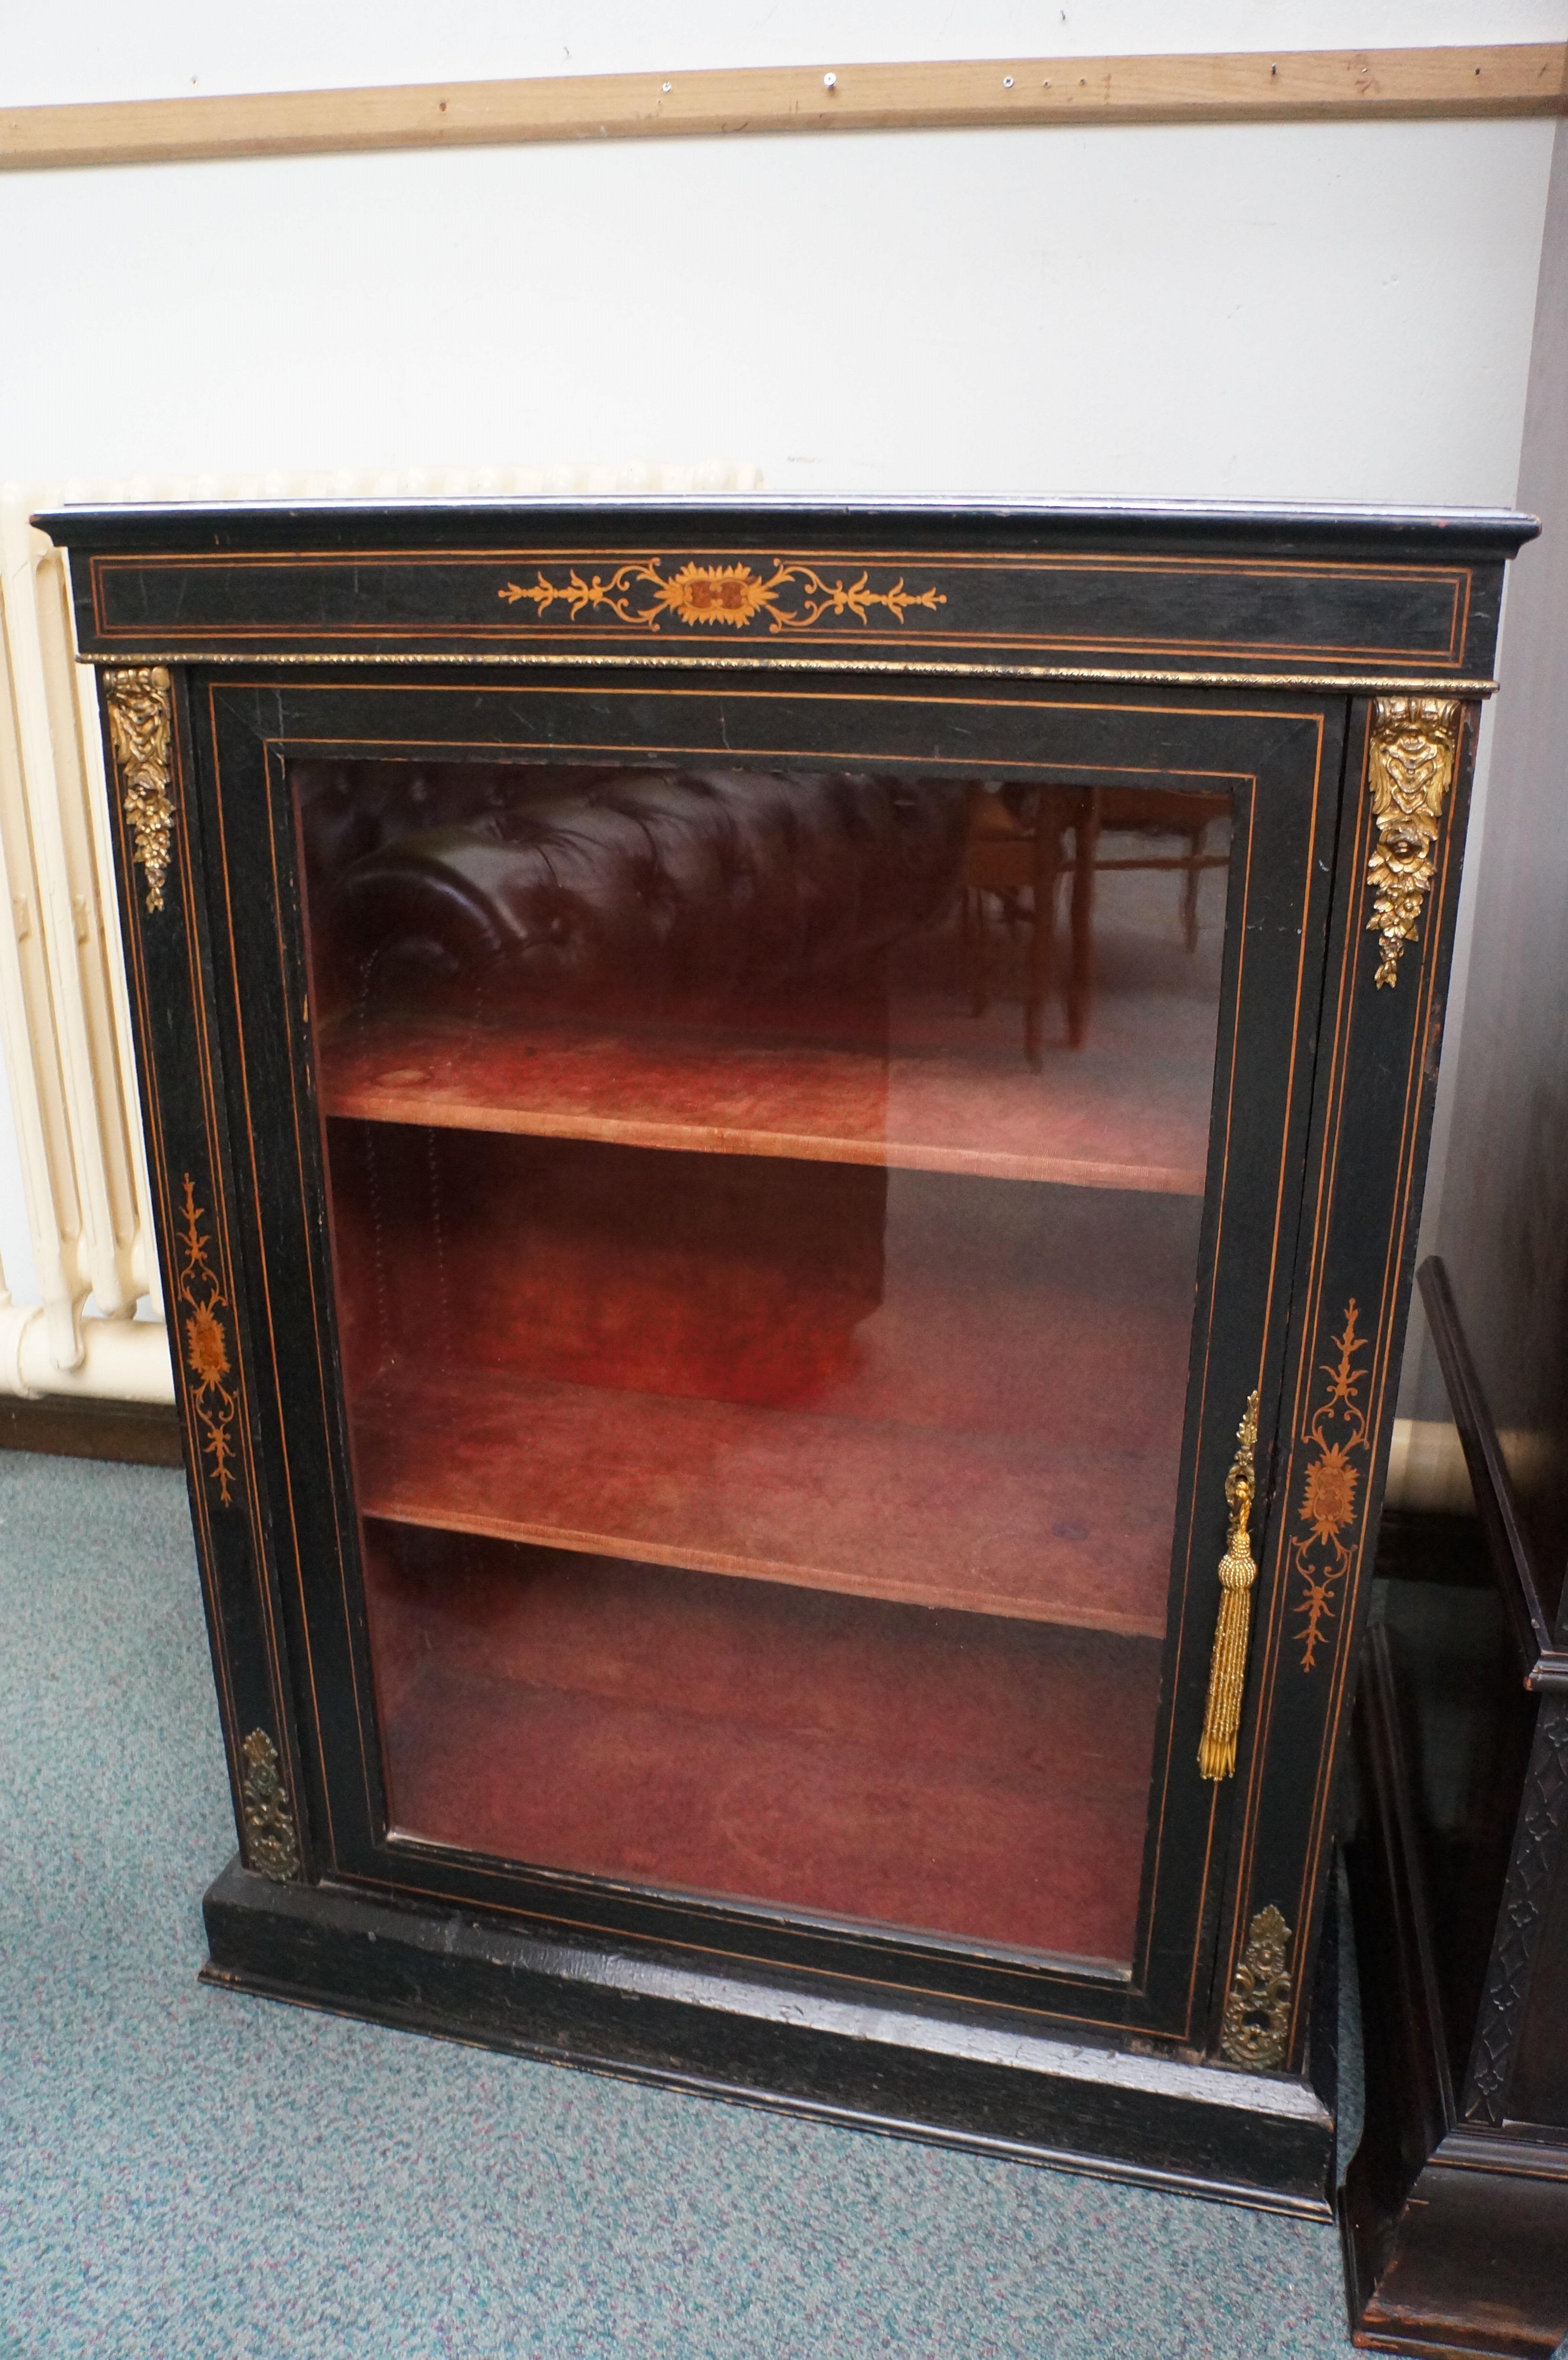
[304,758,1226,1969]
[317,996,1216,1194]
[333,1128,1200,1631]
[364,1526,1161,1964]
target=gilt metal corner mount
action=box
[104,665,174,914]
[1364,695,1461,988]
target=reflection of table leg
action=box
[966,786,1070,1065]
[967,784,1153,1062]
[962,873,986,1018]
[964,876,1033,1022]
[1025,800,1061,1069]
[1181,821,1206,953]
[1066,790,1100,1051]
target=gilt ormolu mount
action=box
[42,494,1535,2212]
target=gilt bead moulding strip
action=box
[71,653,1506,692]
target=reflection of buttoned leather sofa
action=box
[295,762,968,1020]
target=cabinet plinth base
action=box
[201,1857,1335,2216]
[1343,2134,1568,2360]
[1340,1615,1568,2360]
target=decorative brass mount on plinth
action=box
[104,666,174,914]
[1199,1390,1261,1781]
[1364,696,1460,988]
[240,1729,300,1882]
[1220,1905,1295,2068]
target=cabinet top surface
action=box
[32,493,1541,560]
[44,496,1537,686]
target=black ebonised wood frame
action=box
[40,497,1537,2213]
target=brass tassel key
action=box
[1199,1390,1261,1782]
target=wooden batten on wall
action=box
[2,44,1567,173]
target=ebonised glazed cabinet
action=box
[42,495,1536,2214]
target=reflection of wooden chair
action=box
[961,785,1077,1067]
[962,785,1229,1061]
[1092,787,1232,958]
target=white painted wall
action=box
[0,111,1557,505]
[1404,121,1568,1573]
[2,2,1562,504]
[0,1,1560,1308]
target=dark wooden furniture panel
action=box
[1343,1261,1568,2357]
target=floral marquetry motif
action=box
[104,666,174,913]
[176,1173,239,1506]
[499,557,946,633]
[1364,696,1460,988]
[1290,1300,1372,1671]
[1301,1445,1359,1543]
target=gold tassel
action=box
[1199,1390,1260,1782]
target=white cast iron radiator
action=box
[0,464,763,1408]
[0,493,166,1402]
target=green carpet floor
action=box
[4,1449,1375,2358]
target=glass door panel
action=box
[295,761,1231,1968]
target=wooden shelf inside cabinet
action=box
[317,1009,1213,1195]
[366,1532,1161,1967]
[351,1364,1176,1636]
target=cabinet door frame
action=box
[158,662,1351,2051]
